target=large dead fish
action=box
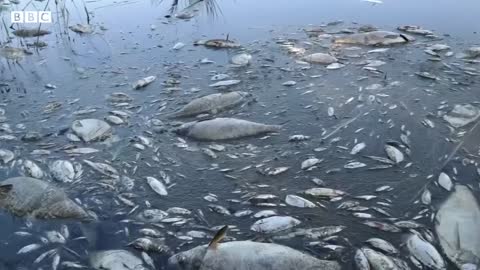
[90,250,146,270]
[0,177,91,220]
[12,28,51,37]
[71,119,112,142]
[194,38,241,48]
[174,118,281,140]
[168,92,250,118]
[167,226,340,270]
[0,46,29,60]
[334,31,414,46]
[436,185,480,268]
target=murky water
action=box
[1,0,480,269]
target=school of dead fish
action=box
[1,10,480,270]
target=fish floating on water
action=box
[167,92,250,118]
[334,31,414,46]
[168,226,341,270]
[436,185,480,269]
[0,177,91,220]
[174,118,281,141]
[194,38,241,48]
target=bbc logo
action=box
[11,11,52,23]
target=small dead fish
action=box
[366,238,398,254]
[304,188,345,198]
[406,233,445,270]
[69,24,94,34]
[285,195,316,208]
[344,161,367,169]
[354,249,370,270]
[351,142,366,155]
[133,76,156,90]
[385,145,404,164]
[146,176,168,196]
[301,158,321,170]
[17,243,43,254]
[437,172,453,191]
[208,204,231,216]
[128,237,170,253]
[363,221,400,232]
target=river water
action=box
[1,0,480,269]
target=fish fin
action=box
[208,225,228,250]
[0,184,12,199]
[399,34,409,42]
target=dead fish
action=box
[304,187,345,198]
[282,80,297,86]
[50,160,80,183]
[435,185,480,269]
[364,155,395,165]
[366,238,398,254]
[168,226,341,270]
[351,142,366,155]
[168,92,249,118]
[301,158,321,170]
[195,39,241,48]
[69,24,94,34]
[398,25,434,36]
[437,172,453,191]
[406,233,445,270]
[0,149,14,164]
[443,104,480,128]
[0,46,28,60]
[21,160,44,178]
[174,118,281,141]
[344,161,367,169]
[303,53,338,64]
[84,160,119,178]
[71,119,112,142]
[128,237,170,253]
[136,209,168,223]
[17,243,43,254]
[146,176,168,196]
[285,195,316,208]
[363,221,400,232]
[173,42,185,50]
[385,145,404,164]
[12,28,51,37]
[105,115,124,125]
[354,249,370,270]
[334,31,414,46]
[90,250,146,270]
[208,204,231,216]
[0,177,91,220]
[421,189,432,205]
[288,135,310,141]
[251,216,301,233]
[132,76,156,90]
[326,63,345,70]
[231,53,252,66]
[209,80,241,88]
[362,247,397,270]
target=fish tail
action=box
[0,184,12,199]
